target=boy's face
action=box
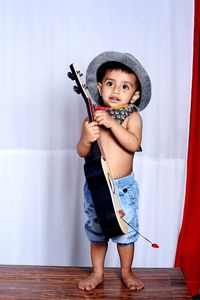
[97,69,140,107]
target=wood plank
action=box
[0,265,192,299]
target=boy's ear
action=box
[130,91,140,103]
[97,82,102,96]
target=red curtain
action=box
[175,0,200,296]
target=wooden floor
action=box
[0,265,192,299]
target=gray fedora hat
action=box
[86,51,151,111]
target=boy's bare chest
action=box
[99,127,115,147]
[98,125,124,152]
[98,125,133,178]
[99,119,128,147]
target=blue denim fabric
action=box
[84,173,139,245]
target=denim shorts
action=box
[83,173,139,246]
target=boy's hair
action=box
[96,61,141,107]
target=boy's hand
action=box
[93,110,114,129]
[82,119,100,143]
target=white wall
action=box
[0,0,194,267]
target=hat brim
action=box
[86,51,151,111]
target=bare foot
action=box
[78,272,104,291]
[121,270,144,290]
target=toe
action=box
[128,283,137,290]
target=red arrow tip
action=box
[152,243,159,248]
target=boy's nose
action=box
[113,87,120,94]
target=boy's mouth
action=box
[109,97,120,103]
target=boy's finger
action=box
[89,121,98,126]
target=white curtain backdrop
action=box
[0,0,194,267]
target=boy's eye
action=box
[105,81,113,87]
[122,84,129,90]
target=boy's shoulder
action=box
[127,110,142,122]
[125,110,143,130]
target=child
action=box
[76,51,151,291]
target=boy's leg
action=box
[78,242,108,291]
[117,243,144,290]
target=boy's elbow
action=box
[76,144,90,158]
[76,145,84,157]
[130,145,141,153]
[128,138,141,152]
[78,151,87,158]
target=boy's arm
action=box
[93,110,142,152]
[76,117,100,157]
[112,112,142,152]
